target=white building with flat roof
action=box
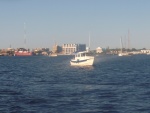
[96,47,103,53]
[141,49,150,54]
[62,44,86,54]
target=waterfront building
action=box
[86,47,90,52]
[62,44,86,54]
[33,48,49,56]
[51,44,62,54]
[141,49,150,54]
[42,48,49,52]
[96,47,103,53]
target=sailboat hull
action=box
[118,52,129,56]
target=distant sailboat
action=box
[118,37,129,56]
[49,42,58,57]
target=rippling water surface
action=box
[0,55,150,113]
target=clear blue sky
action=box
[0,0,150,49]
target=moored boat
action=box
[14,48,32,56]
[118,52,129,56]
[147,53,150,55]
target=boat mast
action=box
[128,29,130,50]
[124,35,126,50]
[120,37,123,53]
[88,32,91,51]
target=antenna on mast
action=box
[24,22,26,48]
[120,36,123,53]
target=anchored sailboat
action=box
[118,37,129,56]
[49,42,58,57]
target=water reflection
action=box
[70,65,94,70]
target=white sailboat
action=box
[118,37,129,56]
[49,42,58,57]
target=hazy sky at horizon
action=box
[0,0,150,49]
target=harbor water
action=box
[0,55,150,113]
